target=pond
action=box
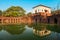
[0,24,33,40]
[0,23,60,40]
[33,23,60,40]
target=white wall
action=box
[32,6,51,13]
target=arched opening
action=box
[0,19,2,23]
[39,18,41,22]
[35,18,37,22]
[54,18,57,24]
[48,18,50,23]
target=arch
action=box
[0,19,2,23]
[47,18,50,23]
[54,18,57,24]
[39,18,41,22]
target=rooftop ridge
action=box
[33,4,51,8]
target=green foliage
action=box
[0,10,2,16]
[3,6,26,17]
[0,25,26,35]
[52,9,60,14]
[27,12,32,16]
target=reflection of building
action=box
[33,29,51,36]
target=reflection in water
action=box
[5,25,25,35]
[33,29,51,36]
[0,26,2,31]
[33,23,51,36]
[0,24,33,40]
[32,23,60,40]
[0,24,26,35]
[0,23,60,40]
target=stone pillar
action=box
[15,18,16,24]
[14,18,15,24]
[10,18,11,24]
[2,18,3,24]
[17,18,18,24]
[16,18,17,24]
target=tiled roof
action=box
[33,4,51,8]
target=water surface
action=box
[0,24,33,40]
[0,23,60,40]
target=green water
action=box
[0,23,60,40]
[33,23,60,40]
[0,24,33,40]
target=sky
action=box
[0,0,60,13]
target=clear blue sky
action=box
[0,0,60,13]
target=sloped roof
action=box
[33,4,51,9]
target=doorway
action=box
[54,18,57,24]
[0,19,2,23]
[48,18,50,23]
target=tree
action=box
[52,9,60,15]
[3,6,26,17]
[27,12,32,16]
[0,10,2,16]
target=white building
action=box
[32,5,51,13]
